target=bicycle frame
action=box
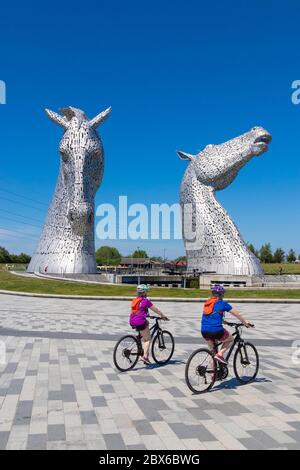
[213,324,251,369]
[135,317,165,353]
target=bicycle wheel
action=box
[185,348,217,394]
[151,330,175,364]
[233,342,259,384]
[113,335,140,372]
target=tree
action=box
[10,253,31,263]
[175,256,187,262]
[259,243,273,263]
[287,249,296,263]
[247,244,258,257]
[131,250,148,258]
[0,246,11,263]
[273,248,285,264]
[95,246,121,266]
[151,256,163,262]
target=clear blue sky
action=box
[0,0,299,259]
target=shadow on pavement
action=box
[211,376,272,391]
[132,358,185,371]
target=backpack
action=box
[203,297,218,315]
[131,297,142,314]
[129,297,147,327]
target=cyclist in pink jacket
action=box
[129,284,168,365]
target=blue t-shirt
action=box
[201,300,232,333]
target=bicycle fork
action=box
[157,330,166,349]
[238,341,250,366]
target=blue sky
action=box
[0,0,299,259]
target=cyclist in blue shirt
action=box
[201,284,253,365]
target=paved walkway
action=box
[0,294,299,450]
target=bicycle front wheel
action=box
[151,330,175,364]
[113,335,140,372]
[233,342,259,384]
[185,348,217,394]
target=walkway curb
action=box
[0,289,299,303]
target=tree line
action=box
[95,246,186,266]
[248,243,300,263]
[0,246,31,264]
[1,243,299,266]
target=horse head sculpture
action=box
[27,106,111,274]
[178,126,272,275]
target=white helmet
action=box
[137,284,150,295]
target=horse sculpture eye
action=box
[60,151,69,163]
[90,150,100,159]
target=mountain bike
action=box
[113,316,175,372]
[185,321,259,394]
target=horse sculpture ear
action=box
[45,109,69,130]
[177,150,195,161]
[89,107,112,129]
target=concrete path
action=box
[0,294,299,450]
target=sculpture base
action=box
[199,274,265,289]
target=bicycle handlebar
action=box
[223,321,254,328]
[148,315,169,321]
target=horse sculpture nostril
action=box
[68,209,75,222]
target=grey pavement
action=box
[0,294,300,450]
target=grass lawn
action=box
[0,271,299,299]
[0,263,27,271]
[262,263,300,275]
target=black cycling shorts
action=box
[132,320,149,332]
[202,330,225,341]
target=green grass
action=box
[0,263,28,271]
[262,263,300,275]
[0,271,299,299]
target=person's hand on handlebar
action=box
[161,314,169,321]
[230,309,254,329]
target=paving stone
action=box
[248,430,283,448]
[61,384,77,402]
[103,433,126,450]
[48,391,62,400]
[91,396,106,407]
[133,420,155,435]
[27,433,47,450]
[0,431,10,450]
[80,411,98,425]
[127,444,147,450]
[8,379,24,395]
[239,437,265,450]
[272,402,297,414]
[81,368,95,380]
[168,387,185,398]
[13,400,33,425]
[48,424,66,442]
[170,423,215,441]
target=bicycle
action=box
[113,316,175,372]
[185,321,259,394]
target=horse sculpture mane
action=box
[27,105,111,274]
[178,126,272,276]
